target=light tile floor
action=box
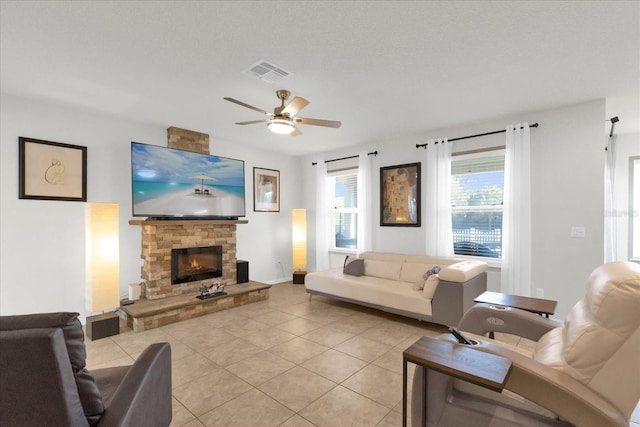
[85,282,640,427]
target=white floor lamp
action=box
[292,209,307,284]
[85,202,120,340]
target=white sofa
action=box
[305,251,488,326]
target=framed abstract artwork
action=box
[253,167,280,212]
[18,137,87,202]
[380,162,421,226]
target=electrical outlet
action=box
[570,226,586,238]
[536,288,544,298]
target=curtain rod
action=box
[312,150,378,165]
[415,122,539,149]
[608,116,619,139]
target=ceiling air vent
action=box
[242,59,291,83]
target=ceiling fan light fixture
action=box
[225,90,340,134]
[267,118,295,135]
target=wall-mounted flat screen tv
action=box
[131,142,246,219]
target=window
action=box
[330,171,358,249]
[451,152,504,259]
[631,156,640,262]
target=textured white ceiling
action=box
[1,1,638,155]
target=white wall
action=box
[1,94,612,321]
[302,99,607,319]
[0,94,302,319]
[527,100,605,318]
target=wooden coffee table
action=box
[402,336,512,427]
[474,291,557,318]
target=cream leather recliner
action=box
[411,261,640,427]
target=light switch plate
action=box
[571,226,586,238]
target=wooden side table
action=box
[403,336,512,427]
[474,291,557,318]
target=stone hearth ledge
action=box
[119,281,270,332]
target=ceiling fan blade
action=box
[224,97,272,116]
[294,117,342,128]
[291,127,302,136]
[235,119,266,125]
[281,96,310,117]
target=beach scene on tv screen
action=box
[132,143,245,217]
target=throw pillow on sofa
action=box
[422,274,440,299]
[343,256,365,276]
[414,265,440,291]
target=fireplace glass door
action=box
[171,246,222,285]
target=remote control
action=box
[448,326,473,345]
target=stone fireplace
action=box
[126,217,271,332]
[121,127,269,333]
[132,126,240,300]
[130,219,243,300]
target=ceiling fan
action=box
[224,90,341,136]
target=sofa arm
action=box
[431,272,487,326]
[439,260,487,282]
[96,342,172,427]
[458,303,561,341]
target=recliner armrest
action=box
[95,342,172,427]
[441,335,629,427]
[458,302,561,341]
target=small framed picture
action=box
[253,167,280,212]
[380,162,421,226]
[19,137,87,202]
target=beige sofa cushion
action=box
[363,259,402,281]
[359,251,458,266]
[359,251,408,262]
[400,263,436,285]
[305,268,433,317]
[402,254,457,266]
[358,251,487,285]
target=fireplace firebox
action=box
[171,246,222,285]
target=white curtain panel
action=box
[315,160,330,271]
[358,151,373,252]
[424,138,454,256]
[604,133,618,263]
[501,123,532,296]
